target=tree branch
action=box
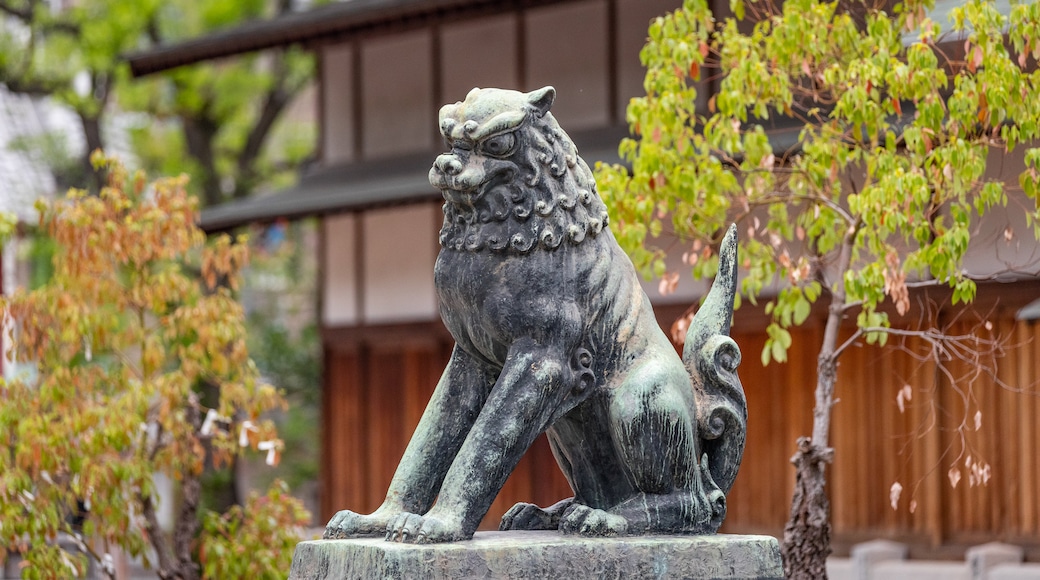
[0,0,80,34]
[181,115,222,207]
[832,327,863,359]
[0,0,30,21]
[60,526,115,580]
[233,50,310,199]
[1,72,64,98]
[170,400,203,580]
[140,494,176,578]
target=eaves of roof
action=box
[127,0,573,77]
[199,126,628,232]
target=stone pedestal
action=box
[288,531,783,579]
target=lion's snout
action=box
[430,153,487,198]
[435,153,463,176]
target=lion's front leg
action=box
[324,346,496,540]
[388,338,581,543]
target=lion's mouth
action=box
[431,166,516,207]
[440,188,475,205]
[430,168,476,203]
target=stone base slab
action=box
[288,531,783,579]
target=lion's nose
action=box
[435,154,463,176]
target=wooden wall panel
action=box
[721,321,818,534]
[1010,321,1039,538]
[931,312,1040,547]
[321,346,366,520]
[365,346,408,512]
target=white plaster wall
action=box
[321,42,355,164]
[361,30,434,159]
[362,203,439,323]
[442,15,519,102]
[525,0,609,130]
[961,146,1040,279]
[322,213,358,326]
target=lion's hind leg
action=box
[559,357,724,536]
[559,456,725,536]
[499,497,575,531]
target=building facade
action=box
[129,0,1040,558]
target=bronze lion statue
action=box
[324,86,746,543]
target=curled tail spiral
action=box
[682,224,747,495]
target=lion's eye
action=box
[482,133,517,157]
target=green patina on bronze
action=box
[324,87,747,544]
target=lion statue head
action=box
[430,86,611,253]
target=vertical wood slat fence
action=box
[320,284,1040,556]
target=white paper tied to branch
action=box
[62,551,79,576]
[239,420,258,447]
[257,440,279,466]
[102,554,115,576]
[201,409,229,436]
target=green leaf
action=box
[793,296,811,325]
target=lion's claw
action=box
[384,512,465,543]
[385,513,426,542]
[501,497,574,531]
[560,504,628,536]
[324,509,392,539]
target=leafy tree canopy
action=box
[0,155,307,579]
[598,0,1040,361]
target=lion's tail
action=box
[682,224,748,495]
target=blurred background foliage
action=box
[0,0,325,574]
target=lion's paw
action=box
[323,509,390,539]
[500,502,554,531]
[385,512,467,544]
[560,504,628,537]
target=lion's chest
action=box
[434,249,578,364]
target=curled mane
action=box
[438,110,611,253]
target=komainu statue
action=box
[324,86,747,544]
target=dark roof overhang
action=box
[199,126,629,232]
[127,0,574,77]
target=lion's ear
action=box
[527,86,556,118]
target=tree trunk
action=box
[782,433,834,578]
[234,58,292,200]
[182,116,222,207]
[81,114,106,192]
[781,349,839,578]
[142,404,203,580]
[781,230,852,578]
[169,403,203,580]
